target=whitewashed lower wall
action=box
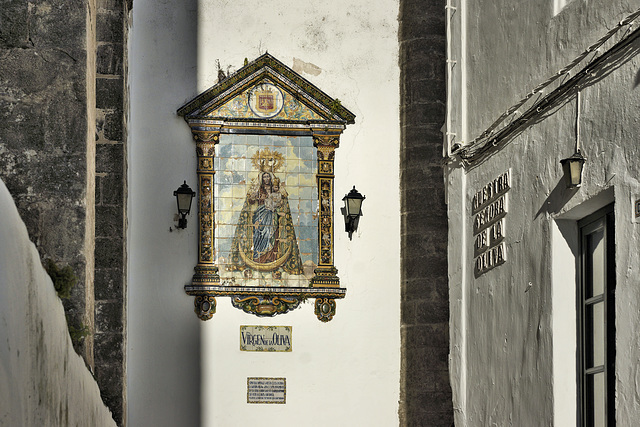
[0,179,116,426]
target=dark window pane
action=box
[586,227,605,299]
[586,302,605,368]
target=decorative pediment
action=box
[177,53,355,130]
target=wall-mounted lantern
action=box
[342,186,365,240]
[173,181,196,228]
[560,151,585,189]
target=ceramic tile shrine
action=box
[177,54,356,321]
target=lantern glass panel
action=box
[346,197,363,217]
[177,192,193,214]
[570,160,583,186]
[561,155,584,188]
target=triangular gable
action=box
[177,53,355,125]
[205,78,325,121]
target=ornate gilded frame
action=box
[177,54,355,322]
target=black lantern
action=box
[173,181,196,229]
[560,151,585,188]
[341,186,365,240]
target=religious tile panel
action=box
[178,53,355,321]
[215,134,318,287]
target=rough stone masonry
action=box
[399,0,454,425]
[0,1,130,425]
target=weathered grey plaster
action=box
[466,0,638,138]
[447,2,640,425]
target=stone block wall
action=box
[0,0,93,357]
[0,1,129,425]
[398,0,453,425]
[94,1,129,424]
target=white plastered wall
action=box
[0,180,116,427]
[128,1,400,426]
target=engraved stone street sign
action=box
[240,325,292,352]
[472,170,510,276]
[247,377,286,404]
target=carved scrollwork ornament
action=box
[316,145,336,162]
[195,295,217,320]
[231,295,302,317]
[199,157,214,171]
[196,141,216,157]
[315,298,336,322]
[319,161,333,174]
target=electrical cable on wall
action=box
[457,7,640,166]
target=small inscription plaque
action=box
[473,170,510,276]
[240,325,292,352]
[247,377,286,404]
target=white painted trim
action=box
[551,219,578,426]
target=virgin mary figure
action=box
[230,169,303,276]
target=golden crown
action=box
[251,148,284,173]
